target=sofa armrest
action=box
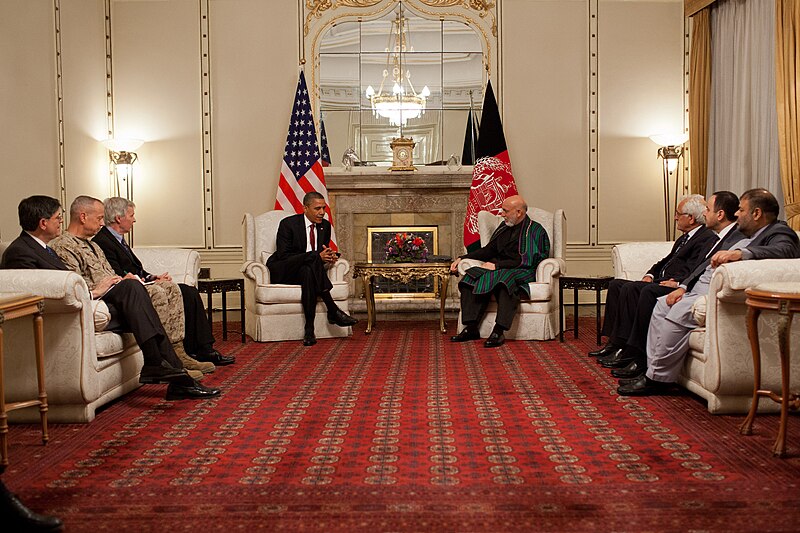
[536,257,565,282]
[134,247,201,287]
[456,258,482,275]
[327,258,350,282]
[710,259,800,302]
[612,242,673,281]
[242,260,270,285]
[0,270,90,311]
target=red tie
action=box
[309,223,316,251]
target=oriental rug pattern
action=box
[4,320,800,532]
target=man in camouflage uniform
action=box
[51,196,215,377]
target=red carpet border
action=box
[4,319,800,532]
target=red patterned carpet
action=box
[4,319,800,532]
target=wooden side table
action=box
[558,275,613,345]
[352,262,451,334]
[0,294,49,470]
[197,278,246,343]
[739,283,800,457]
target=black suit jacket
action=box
[1,231,69,270]
[92,226,149,278]
[744,221,800,260]
[681,221,800,291]
[266,213,332,273]
[646,225,718,282]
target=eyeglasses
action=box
[674,211,691,217]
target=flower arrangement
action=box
[384,232,429,263]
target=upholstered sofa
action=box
[0,244,200,423]
[241,210,352,342]
[456,208,566,341]
[612,240,800,414]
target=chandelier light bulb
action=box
[363,13,429,128]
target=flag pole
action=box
[469,90,476,165]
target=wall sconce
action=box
[649,133,689,241]
[102,138,144,201]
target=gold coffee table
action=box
[352,262,452,334]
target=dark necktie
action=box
[658,233,689,278]
[46,246,58,257]
[309,224,316,251]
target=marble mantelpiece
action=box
[326,167,472,313]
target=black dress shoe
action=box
[617,376,672,396]
[596,348,622,365]
[599,349,635,369]
[303,332,317,346]
[588,343,617,357]
[1,480,63,532]
[484,331,505,348]
[194,350,235,366]
[139,362,188,384]
[450,328,481,342]
[327,309,358,327]
[611,359,646,379]
[617,374,645,386]
[165,382,222,401]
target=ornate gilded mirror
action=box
[307,0,496,167]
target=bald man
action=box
[450,195,551,347]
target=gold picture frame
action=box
[366,226,439,299]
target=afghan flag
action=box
[463,80,519,253]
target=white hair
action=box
[103,197,135,225]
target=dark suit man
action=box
[592,194,718,369]
[609,191,742,379]
[2,195,219,401]
[619,188,800,395]
[266,191,357,346]
[93,197,234,366]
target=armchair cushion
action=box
[91,300,112,332]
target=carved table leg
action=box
[33,312,48,445]
[362,274,375,334]
[439,274,449,334]
[740,305,763,436]
[773,313,793,457]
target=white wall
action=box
[0,0,686,281]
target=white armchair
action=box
[0,243,200,422]
[612,239,800,414]
[457,208,566,340]
[241,210,352,342]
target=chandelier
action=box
[365,13,430,127]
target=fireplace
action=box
[367,226,439,298]
[326,167,472,312]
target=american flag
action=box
[275,71,337,250]
[319,118,331,167]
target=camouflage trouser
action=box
[145,280,185,343]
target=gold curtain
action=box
[686,0,718,17]
[689,8,712,196]
[776,0,800,229]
